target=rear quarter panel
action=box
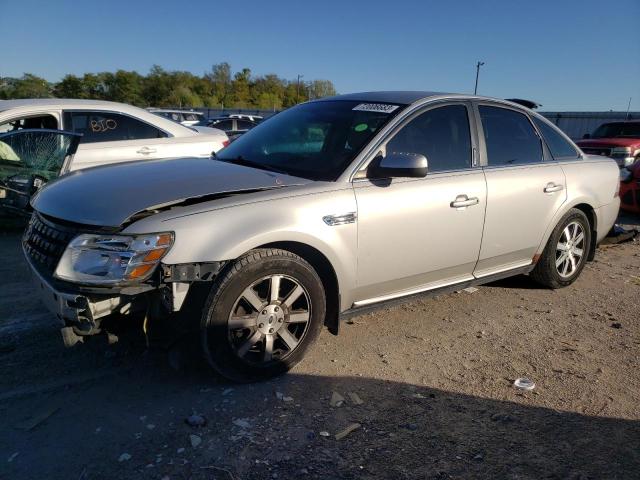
[535,157,620,254]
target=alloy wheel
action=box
[227,274,311,364]
[555,221,585,278]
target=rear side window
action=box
[386,105,472,172]
[479,106,542,166]
[532,117,580,160]
[63,111,167,143]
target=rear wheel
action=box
[531,208,591,288]
[201,249,325,382]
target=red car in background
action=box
[576,121,640,169]
[620,162,640,214]
[576,121,640,214]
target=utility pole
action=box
[474,61,485,95]
[296,74,304,103]
[626,97,632,120]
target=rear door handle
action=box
[136,146,157,155]
[544,182,564,193]
[450,195,480,208]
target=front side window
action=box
[216,100,404,180]
[532,117,579,160]
[385,105,472,172]
[479,106,542,166]
[63,111,167,143]
[0,114,58,133]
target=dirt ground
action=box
[0,217,639,480]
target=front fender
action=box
[124,187,358,310]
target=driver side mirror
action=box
[368,152,428,179]
[582,133,591,139]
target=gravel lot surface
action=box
[0,218,639,480]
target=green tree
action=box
[1,74,51,99]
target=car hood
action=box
[577,138,640,148]
[32,157,311,227]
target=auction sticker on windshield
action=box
[352,103,400,113]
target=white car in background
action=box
[0,99,229,171]
[147,108,205,127]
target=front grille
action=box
[581,147,611,157]
[23,214,78,274]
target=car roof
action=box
[316,91,539,111]
[0,98,197,136]
[318,91,447,105]
[148,109,204,115]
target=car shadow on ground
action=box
[1,340,638,480]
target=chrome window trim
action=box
[347,98,479,181]
[62,109,173,139]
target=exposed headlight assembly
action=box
[55,232,174,285]
[611,147,632,156]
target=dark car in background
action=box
[576,121,640,168]
[195,117,259,140]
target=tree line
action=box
[0,63,337,110]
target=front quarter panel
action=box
[123,187,358,310]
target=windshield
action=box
[215,100,405,180]
[592,122,640,139]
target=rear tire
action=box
[201,248,325,382]
[531,208,591,289]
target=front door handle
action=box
[137,146,157,155]
[450,195,480,209]
[544,182,564,193]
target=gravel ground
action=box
[0,218,639,480]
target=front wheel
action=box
[531,208,591,289]
[201,249,326,382]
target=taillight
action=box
[222,140,230,148]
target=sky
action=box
[1,0,639,112]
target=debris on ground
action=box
[232,418,251,429]
[463,287,479,293]
[513,378,536,391]
[185,414,207,427]
[330,391,345,407]
[319,431,330,437]
[348,392,364,405]
[15,405,60,431]
[189,434,202,448]
[7,452,19,463]
[334,423,361,440]
[118,453,132,462]
[602,224,639,244]
[611,322,623,329]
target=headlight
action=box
[54,232,174,284]
[611,147,632,156]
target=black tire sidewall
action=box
[201,252,325,382]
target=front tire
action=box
[201,248,326,382]
[531,208,591,289]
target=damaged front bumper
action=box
[27,256,145,340]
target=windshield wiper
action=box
[216,156,289,175]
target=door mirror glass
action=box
[370,152,428,178]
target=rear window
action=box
[532,117,579,160]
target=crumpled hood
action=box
[32,157,311,227]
